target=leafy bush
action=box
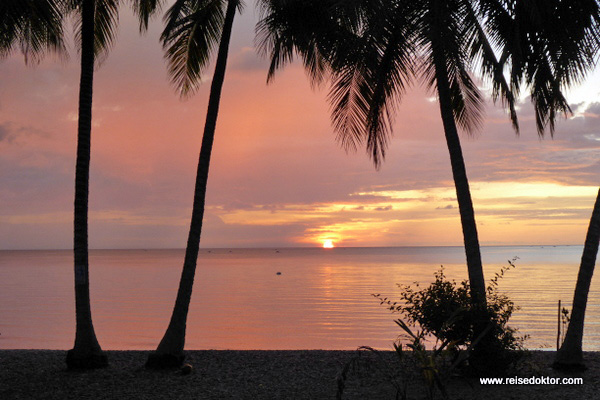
[375,259,527,375]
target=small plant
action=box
[392,318,456,400]
[375,259,527,375]
[336,260,526,400]
[336,346,409,400]
[336,310,485,400]
[556,301,571,350]
[561,307,570,343]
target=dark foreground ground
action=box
[1,350,599,399]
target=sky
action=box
[1,5,599,250]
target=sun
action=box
[322,239,335,249]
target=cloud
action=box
[201,211,310,248]
[230,47,270,73]
[0,122,52,145]
[1,6,599,249]
[584,102,600,116]
[0,124,10,142]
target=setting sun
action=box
[322,240,335,248]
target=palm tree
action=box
[66,0,162,369]
[497,1,600,369]
[259,0,500,308]
[0,0,65,62]
[258,0,599,308]
[554,188,600,371]
[146,0,241,368]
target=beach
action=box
[1,350,599,399]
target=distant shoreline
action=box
[1,350,598,399]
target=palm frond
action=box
[329,1,416,166]
[257,0,341,85]
[0,0,67,63]
[72,0,120,62]
[162,0,227,97]
[419,0,484,135]
[450,65,485,135]
[94,0,120,59]
[529,56,571,135]
[491,0,599,135]
[466,0,519,133]
[328,62,371,155]
[256,0,301,83]
[131,0,164,32]
[256,0,389,85]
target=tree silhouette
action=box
[554,188,600,371]
[258,0,599,308]
[66,0,162,369]
[146,0,241,368]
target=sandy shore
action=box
[1,350,599,399]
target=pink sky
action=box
[1,6,599,250]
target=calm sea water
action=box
[0,246,598,351]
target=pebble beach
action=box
[1,350,599,399]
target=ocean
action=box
[0,246,597,351]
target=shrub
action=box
[375,259,527,375]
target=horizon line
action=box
[0,244,582,252]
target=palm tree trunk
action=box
[553,187,600,371]
[66,0,107,370]
[430,47,486,307]
[146,0,238,369]
[430,34,492,372]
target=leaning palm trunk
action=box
[428,13,490,368]
[553,187,600,371]
[66,0,107,369]
[430,22,486,308]
[435,77,486,307]
[146,0,238,369]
